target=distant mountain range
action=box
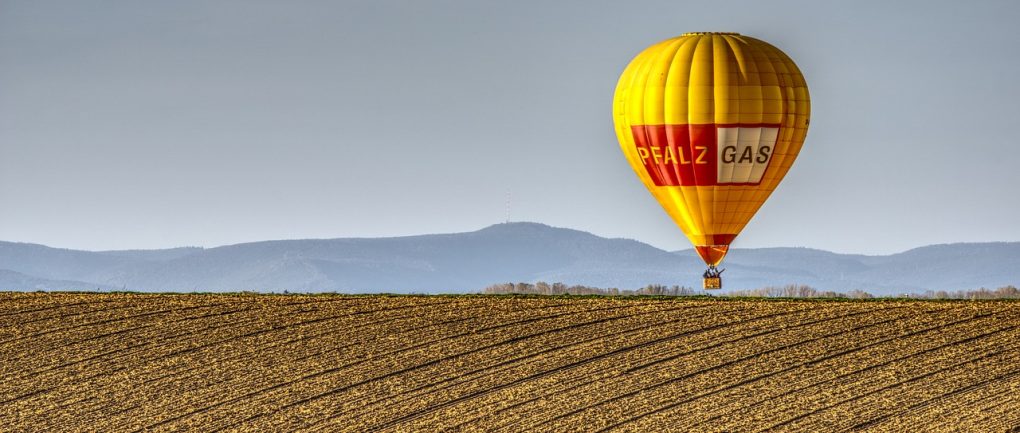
[1,222,1018,296]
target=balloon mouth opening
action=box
[695,245,730,267]
[681,32,741,36]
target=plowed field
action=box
[1,293,1019,432]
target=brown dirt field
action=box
[1,292,1019,432]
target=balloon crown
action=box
[681,32,741,36]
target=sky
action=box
[2,0,1019,254]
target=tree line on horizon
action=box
[482,282,1020,300]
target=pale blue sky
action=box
[2,0,1019,253]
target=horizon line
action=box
[2,221,1017,257]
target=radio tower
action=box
[505,190,511,224]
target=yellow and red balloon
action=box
[613,32,810,268]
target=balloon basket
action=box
[703,277,722,290]
[702,265,724,289]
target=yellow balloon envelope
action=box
[613,32,810,268]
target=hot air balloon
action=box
[613,32,810,289]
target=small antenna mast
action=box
[505,190,511,224]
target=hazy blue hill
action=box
[721,247,873,275]
[0,268,116,291]
[0,241,140,283]
[676,243,1020,295]
[850,243,1020,293]
[96,247,204,262]
[1,223,1018,295]
[688,247,901,293]
[105,223,691,292]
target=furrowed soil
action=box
[2,293,1019,432]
